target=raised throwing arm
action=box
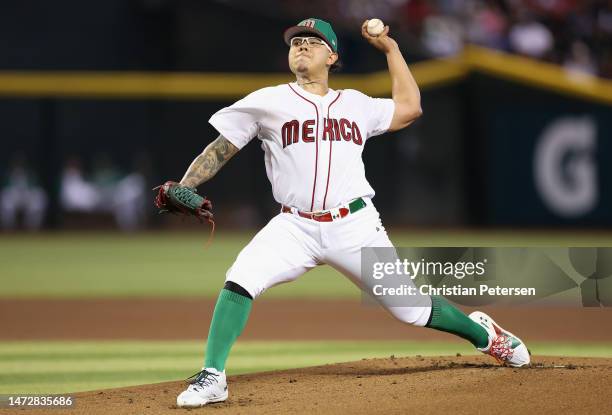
[361,21,422,131]
[180,135,239,188]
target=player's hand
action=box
[361,20,399,54]
[153,180,213,221]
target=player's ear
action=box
[327,53,338,66]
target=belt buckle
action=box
[329,207,342,221]
[310,206,345,221]
[310,209,332,222]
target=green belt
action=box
[348,197,367,213]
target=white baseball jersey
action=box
[209,82,395,212]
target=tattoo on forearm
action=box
[180,135,239,188]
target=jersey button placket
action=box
[313,100,325,210]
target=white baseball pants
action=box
[226,199,432,327]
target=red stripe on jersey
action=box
[322,91,342,210]
[287,83,320,211]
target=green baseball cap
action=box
[283,18,338,53]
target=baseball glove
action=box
[154,181,214,223]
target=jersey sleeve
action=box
[208,90,267,149]
[366,96,395,138]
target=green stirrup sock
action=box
[204,289,253,371]
[426,296,489,349]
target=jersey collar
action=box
[290,82,336,101]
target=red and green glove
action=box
[154,181,213,222]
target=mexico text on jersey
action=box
[281,118,363,147]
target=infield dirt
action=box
[2,298,612,341]
[4,355,611,415]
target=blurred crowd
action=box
[274,0,612,77]
[1,153,150,231]
[0,155,47,231]
[398,0,612,77]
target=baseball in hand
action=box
[366,19,385,36]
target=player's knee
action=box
[386,305,432,327]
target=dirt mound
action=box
[8,355,611,415]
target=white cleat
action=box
[176,367,228,408]
[469,311,531,367]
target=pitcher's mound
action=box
[24,355,612,414]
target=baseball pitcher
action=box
[155,18,530,408]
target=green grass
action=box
[1,230,611,299]
[0,340,610,394]
[0,232,354,298]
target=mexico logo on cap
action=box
[299,19,316,28]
